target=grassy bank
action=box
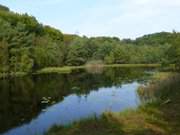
[0,72,27,79]
[0,64,162,78]
[35,67,73,74]
[36,64,160,75]
[47,72,180,135]
[104,64,161,68]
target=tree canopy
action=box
[0,4,180,74]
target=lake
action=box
[0,67,153,135]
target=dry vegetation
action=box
[47,72,180,135]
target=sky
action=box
[0,0,180,39]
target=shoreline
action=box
[0,64,161,79]
[47,72,180,135]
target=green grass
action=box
[0,72,27,79]
[35,67,73,74]
[0,64,161,78]
[104,64,161,68]
[47,72,180,135]
[36,64,160,75]
[47,116,124,135]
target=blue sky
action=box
[0,0,180,39]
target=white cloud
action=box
[1,0,179,38]
[74,0,180,38]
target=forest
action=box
[0,4,180,76]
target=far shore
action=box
[0,64,161,79]
[37,64,162,73]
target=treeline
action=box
[0,4,180,74]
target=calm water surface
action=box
[0,67,152,135]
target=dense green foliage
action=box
[0,5,64,74]
[0,4,180,75]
